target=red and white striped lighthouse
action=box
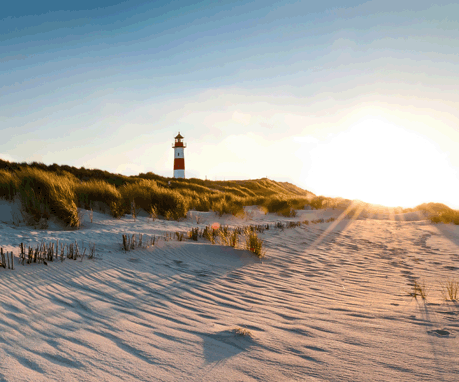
[172,132,186,178]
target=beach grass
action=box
[441,279,459,301]
[245,230,264,258]
[409,280,428,300]
[2,159,458,229]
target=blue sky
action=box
[1,0,458,208]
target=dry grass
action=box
[75,179,123,217]
[441,279,459,301]
[16,167,80,228]
[17,240,97,265]
[121,233,156,251]
[409,280,428,300]
[245,230,264,258]
[188,227,199,241]
[229,230,239,248]
[0,169,19,201]
[120,179,188,220]
[234,327,253,337]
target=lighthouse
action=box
[172,132,186,178]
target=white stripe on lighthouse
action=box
[174,147,184,159]
[174,169,185,178]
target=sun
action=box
[308,118,455,208]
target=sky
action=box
[1,0,458,209]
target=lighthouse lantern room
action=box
[172,132,186,178]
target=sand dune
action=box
[0,203,458,381]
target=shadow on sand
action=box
[199,329,257,364]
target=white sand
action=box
[0,200,458,381]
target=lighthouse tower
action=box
[172,132,186,178]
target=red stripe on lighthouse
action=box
[174,158,185,170]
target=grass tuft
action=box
[234,327,253,337]
[441,279,459,301]
[245,230,264,258]
[409,280,428,300]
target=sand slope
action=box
[0,205,458,381]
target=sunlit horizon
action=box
[1,1,458,210]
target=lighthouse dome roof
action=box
[175,132,184,139]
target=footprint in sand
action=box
[427,329,453,337]
[173,259,188,268]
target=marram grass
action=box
[15,167,80,228]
